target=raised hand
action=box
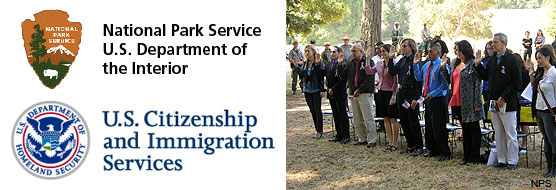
[338,53,344,65]
[441,53,448,67]
[389,45,396,58]
[526,58,535,77]
[413,51,422,64]
[475,50,482,65]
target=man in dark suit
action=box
[325,46,350,144]
[475,33,522,170]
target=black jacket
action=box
[339,56,375,95]
[388,54,422,101]
[474,50,522,112]
[531,66,543,118]
[325,60,347,100]
[519,64,530,93]
[300,60,325,93]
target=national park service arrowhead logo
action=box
[22,10,82,89]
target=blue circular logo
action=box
[12,101,89,179]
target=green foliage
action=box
[298,0,362,45]
[286,0,347,37]
[382,0,410,42]
[31,59,72,89]
[30,24,46,65]
[543,0,556,36]
[410,0,494,41]
[493,0,542,9]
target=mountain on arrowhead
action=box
[47,45,75,56]
[27,45,76,66]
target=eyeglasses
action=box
[331,51,338,53]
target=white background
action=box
[0,0,285,189]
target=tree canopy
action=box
[494,0,542,9]
[543,0,556,36]
[286,0,554,45]
[286,0,347,38]
[410,0,494,41]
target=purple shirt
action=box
[365,59,398,92]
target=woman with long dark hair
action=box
[440,40,484,165]
[301,44,326,139]
[365,44,399,151]
[535,29,546,51]
[529,45,556,177]
[513,53,531,151]
[482,41,494,117]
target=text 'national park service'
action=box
[102,24,262,75]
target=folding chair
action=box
[374,117,385,146]
[446,123,462,158]
[322,109,334,137]
[517,132,532,168]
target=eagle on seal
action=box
[26,117,76,160]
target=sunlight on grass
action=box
[318,174,384,189]
[286,170,318,182]
[286,106,310,112]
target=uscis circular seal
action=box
[12,101,89,179]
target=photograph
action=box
[286,0,556,189]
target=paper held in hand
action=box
[521,83,533,102]
[489,100,507,113]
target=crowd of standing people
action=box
[287,23,556,177]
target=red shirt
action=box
[449,68,462,106]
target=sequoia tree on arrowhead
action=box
[30,24,46,65]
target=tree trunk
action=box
[361,0,381,55]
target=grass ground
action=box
[285,67,550,189]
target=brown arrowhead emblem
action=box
[22,10,82,89]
